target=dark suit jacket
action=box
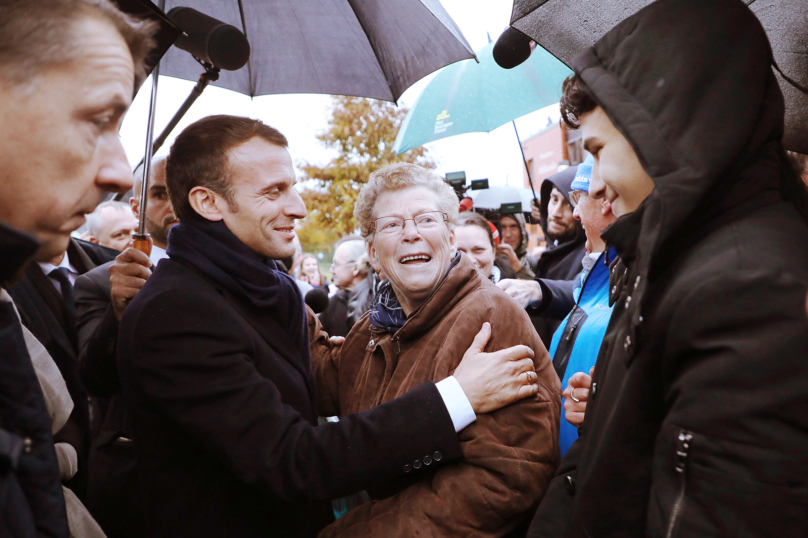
[74,261,145,538]
[7,238,117,501]
[117,257,463,538]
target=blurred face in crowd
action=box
[89,205,138,251]
[0,16,134,260]
[499,215,521,250]
[369,186,456,316]
[131,160,177,249]
[302,257,320,278]
[572,191,616,253]
[581,106,655,217]
[547,187,576,241]
[455,225,494,279]
[331,244,358,290]
[193,137,306,259]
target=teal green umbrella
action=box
[393,41,572,155]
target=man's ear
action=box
[86,235,99,245]
[129,196,140,220]
[448,229,457,257]
[188,186,224,221]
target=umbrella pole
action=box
[132,61,161,257]
[512,121,539,215]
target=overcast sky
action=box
[119,0,560,192]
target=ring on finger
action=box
[570,387,581,403]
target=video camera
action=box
[444,171,489,201]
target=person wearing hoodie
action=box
[527,0,808,536]
[500,167,587,346]
[545,157,617,458]
[496,212,535,279]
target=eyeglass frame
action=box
[369,210,449,235]
[330,260,357,271]
[568,190,587,208]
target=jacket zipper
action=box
[565,324,578,341]
[665,430,693,538]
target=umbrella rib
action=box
[345,0,395,101]
[237,0,256,97]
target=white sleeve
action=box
[435,376,477,432]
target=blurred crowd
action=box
[2,1,808,538]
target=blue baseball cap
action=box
[570,154,594,192]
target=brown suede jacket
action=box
[313,253,561,538]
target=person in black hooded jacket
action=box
[527,0,808,536]
[500,167,587,347]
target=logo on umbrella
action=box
[434,110,453,134]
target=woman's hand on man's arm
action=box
[453,322,538,414]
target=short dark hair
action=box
[456,211,495,248]
[166,115,288,222]
[559,74,598,130]
[0,0,157,91]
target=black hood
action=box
[575,0,789,314]
[539,165,585,246]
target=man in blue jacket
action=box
[545,158,616,456]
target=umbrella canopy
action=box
[156,0,476,102]
[471,186,536,211]
[509,0,808,155]
[393,40,572,154]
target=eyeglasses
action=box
[330,261,356,271]
[568,191,587,208]
[371,211,448,235]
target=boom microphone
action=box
[167,7,250,71]
[493,27,533,69]
[305,288,330,315]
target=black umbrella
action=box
[508,0,808,155]
[157,0,476,102]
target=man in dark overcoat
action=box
[528,0,808,536]
[0,1,154,535]
[117,114,542,538]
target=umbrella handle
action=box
[133,234,153,257]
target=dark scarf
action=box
[166,218,308,357]
[369,254,461,334]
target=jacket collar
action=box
[371,253,483,342]
[0,221,39,285]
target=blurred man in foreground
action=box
[528,0,808,535]
[0,0,154,535]
[83,201,138,252]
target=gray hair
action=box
[354,163,458,241]
[132,156,167,202]
[85,200,132,237]
[0,0,158,93]
[336,239,370,277]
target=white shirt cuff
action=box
[435,376,477,432]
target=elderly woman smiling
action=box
[315,163,561,538]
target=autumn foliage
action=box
[296,96,435,251]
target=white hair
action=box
[84,200,132,237]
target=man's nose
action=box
[97,136,134,193]
[589,162,606,200]
[285,189,308,219]
[573,204,581,221]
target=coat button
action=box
[403,463,412,473]
[413,459,422,470]
[623,335,631,351]
[23,437,32,454]
[591,382,597,399]
[433,451,442,462]
[565,475,576,496]
[611,285,617,294]
[423,454,433,465]
[368,339,375,347]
